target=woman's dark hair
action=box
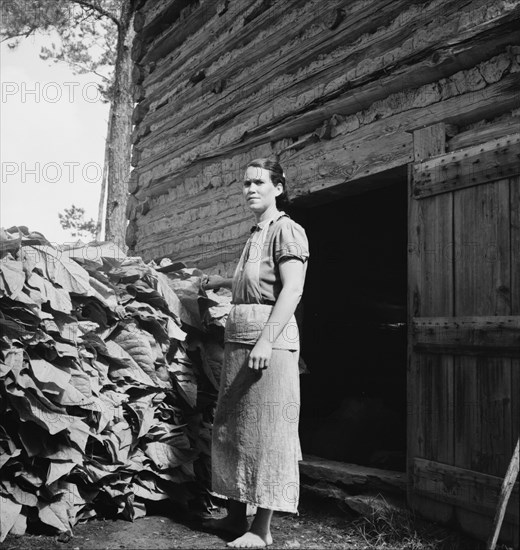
[246,157,290,210]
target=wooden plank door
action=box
[407,126,520,545]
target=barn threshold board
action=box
[300,454,406,496]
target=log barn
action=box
[128,0,520,545]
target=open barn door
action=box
[407,125,519,545]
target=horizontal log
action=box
[125,220,138,248]
[291,165,408,207]
[125,193,139,221]
[137,204,250,256]
[413,458,519,525]
[127,170,139,194]
[133,84,145,103]
[290,131,413,198]
[130,148,141,168]
[139,0,175,31]
[412,134,520,199]
[135,0,194,46]
[131,63,145,86]
[133,8,145,32]
[300,454,407,495]
[412,316,520,356]
[447,115,520,151]
[138,1,221,66]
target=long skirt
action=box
[211,342,302,513]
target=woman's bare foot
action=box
[226,530,273,548]
[203,516,249,536]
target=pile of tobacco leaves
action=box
[0,226,232,541]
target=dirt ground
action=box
[0,492,493,550]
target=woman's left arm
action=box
[247,259,305,370]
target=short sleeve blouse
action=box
[231,212,310,305]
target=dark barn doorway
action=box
[291,174,408,472]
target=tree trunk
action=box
[104,0,136,250]
[96,109,112,240]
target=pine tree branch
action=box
[59,57,111,82]
[71,0,120,28]
[1,28,38,42]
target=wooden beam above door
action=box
[412,134,520,198]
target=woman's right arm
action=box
[202,274,233,290]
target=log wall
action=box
[129,0,520,274]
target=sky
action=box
[0,33,110,245]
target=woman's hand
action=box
[248,337,273,370]
[202,274,232,290]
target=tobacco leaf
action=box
[203,288,232,328]
[49,480,88,526]
[103,340,155,387]
[1,301,41,333]
[0,427,21,468]
[167,317,186,341]
[169,362,197,408]
[38,498,71,533]
[143,441,197,470]
[46,460,78,486]
[65,420,91,452]
[0,479,38,507]
[61,242,126,270]
[9,511,27,536]
[0,255,25,298]
[8,385,78,435]
[124,393,156,439]
[29,358,95,408]
[111,321,157,381]
[75,297,109,329]
[0,347,23,378]
[88,276,119,311]
[25,245,91,296]
[154,272,184,321]
[0,497,22,542]
[132,476,168,501]
[42,311,79,342]
[26,272,73,313]
[18,421,64,457]
[163,269,204,329]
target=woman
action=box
[202,158,309,548]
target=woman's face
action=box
[243,166,282,213]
